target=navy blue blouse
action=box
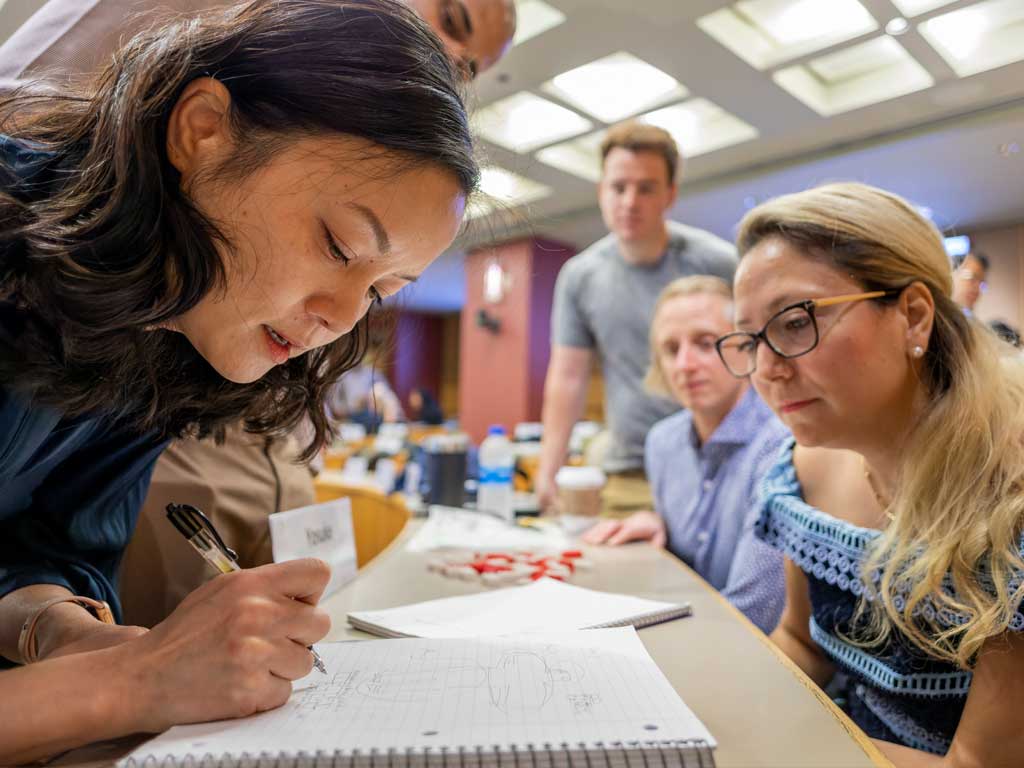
[1,136,169,623]
[756,438,1024,754]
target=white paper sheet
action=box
[348,578,690,638]
[406,506,573,552]
[269,498,358,598]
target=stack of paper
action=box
[348,577,691,638]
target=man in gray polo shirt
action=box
[538,121,736,513]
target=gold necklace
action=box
[862,457,893,512]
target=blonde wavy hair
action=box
[643,275,732,398]
[736,182,1024,669]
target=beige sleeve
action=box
[0,0,227,88]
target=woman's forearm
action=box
[769,624,835,688]
[872,739,943,767]
[0,584,96,662]
[0,644,146,764]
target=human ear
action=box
[165,77,234,183]
[661,181,679,213]
[900,281,936,355]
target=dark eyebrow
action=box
[346,202,391,257]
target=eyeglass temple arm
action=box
[812,289,899,308]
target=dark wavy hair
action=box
[0,0,478,459]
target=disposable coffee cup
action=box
[554,466,606,517]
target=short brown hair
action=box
[644,276,732,397]
[600,121,680,184]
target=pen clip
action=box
[166,503,239,562]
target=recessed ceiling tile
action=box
[468,166,553,219]
[473,92,593,153]
[535,130,607,182]
[697,0,879,71]
[773,36,934,116]
[513,0,567,46]
[541,52,688,123]
[918,0,1024,77]
[890,0,956,16]
[639,99,760,159]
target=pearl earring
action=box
[912,345,924,358]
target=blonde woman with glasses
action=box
[718,182,1024,766]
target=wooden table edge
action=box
[650,546,895,768]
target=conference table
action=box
[321,522,889,768]
[58,521,891,768]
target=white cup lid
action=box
[555,465,606,490]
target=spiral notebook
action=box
[119,628,716,768]
[348,578,692,638]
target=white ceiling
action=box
[2,0,1022,313]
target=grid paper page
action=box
[349,578,689,637]
[121,628,713,763]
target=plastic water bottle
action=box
[478,425,515,523]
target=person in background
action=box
[0,0,516,87]
[0,1,477,761]
[0,0,515,630]
[950,251,989,316]
[538,121,737,514]
[119,426,316,628]
[583,276,787,633]
[327,347,405,430]
[408,386,444,425]
[723,182,1024,765]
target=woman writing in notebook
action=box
[718,182,1024,766]
[0,0,476,762]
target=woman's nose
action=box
[756,341,791,380]
[304,291,372,339]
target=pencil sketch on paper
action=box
[567,693,601,715]
[303,648,596,717]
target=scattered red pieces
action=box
[429,549,592,588]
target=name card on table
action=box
[269,498,358,598]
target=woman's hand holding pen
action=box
[42,619,148,660]
[120,558,332,733]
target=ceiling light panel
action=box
[640,99,759,158]
[468,167,553,219]
[535,130,607,182]
[890,0,956,16]
[918,0,1024,77]
[697,0,879,71]
[806,34,906,84]
[773,36,933,116]
[541,52,688,123]
[473,92,593,153]
[513,0,567,46]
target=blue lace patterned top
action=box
[755,438,1024,755]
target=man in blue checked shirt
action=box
[583,275,788,633]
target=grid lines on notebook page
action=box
[119,628,716,768]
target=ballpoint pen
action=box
[166,502,327,675]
